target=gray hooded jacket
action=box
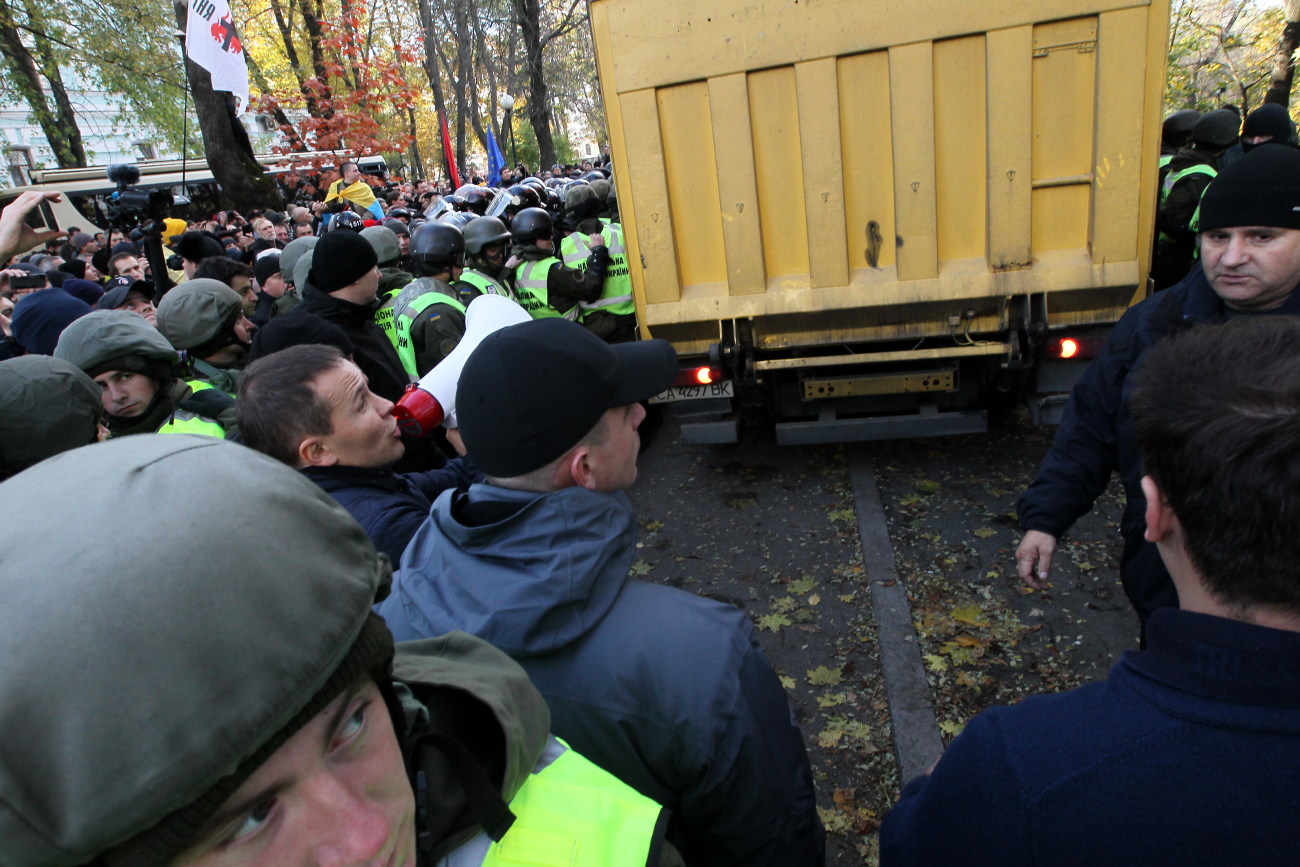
[378,483,826,866]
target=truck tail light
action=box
[672,365,725,387]
[1049,336,1106,360]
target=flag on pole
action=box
[440,112,461,189]
[486,127,507,187]
[185,0,250,116]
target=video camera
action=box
[104,164,178,225]
[104,164,182,302]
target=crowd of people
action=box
[0,132,1298,866]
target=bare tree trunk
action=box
[269,0,329,118]
[514,0,556,169]
[406,106,424,180]
[0,0,85,167]
[173,1,281,211]
[417,0,454,184]
[451,0,471,172]
[1265,2,1300,106]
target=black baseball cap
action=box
[97,276,153,311]
[457,318,676,477]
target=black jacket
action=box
[297,282,410,402]
[302,458,480,564]
[1017,266,1300,619]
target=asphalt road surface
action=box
[628,406,1131,865]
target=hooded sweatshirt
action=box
[379,483,826,866]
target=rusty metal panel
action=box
[803,368,958,401]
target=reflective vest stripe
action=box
[559,227,635,318]
[157,411,226,439]
[1158,163,1217,247]
[1160,163,1216,206]
[383,280,467,378]
[444,738,662,867]
[459,269,512,299]
[513,260,580,321]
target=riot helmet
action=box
[510,207,553,246]
[1162,109,1202,149]
[332,210,365,231]
[1192,109,1241,151]
[411,221,465,271]
[463,217,513,262]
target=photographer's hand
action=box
[0,268,28,295]
[0,191,66,261]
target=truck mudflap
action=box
[673,397,740,444]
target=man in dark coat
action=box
[885,317,1300,866]
[294,228,410,403]
[1017,145,1300,629]
[237,343,479,563]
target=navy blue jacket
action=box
[378,483,825,867]
[880,609,1300,865]
[302,457,479,564]
[1017,268,1300,618]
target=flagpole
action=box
[176,27,189,189]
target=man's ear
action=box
[565,446,598,491]
[298,435,337,468]
[1142,475,1176,543]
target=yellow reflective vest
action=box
[560,225,634,318]
[446,738,665,867]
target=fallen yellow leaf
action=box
[807,665,845,687]
[951,604,991,627]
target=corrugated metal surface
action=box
[590,0,1169,352]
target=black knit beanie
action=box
[309,230,379,294]
[1198,145,1300,232]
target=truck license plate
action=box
[649,381,735,404]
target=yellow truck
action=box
[589,0,1170,443]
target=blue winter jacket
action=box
[880,608,1300,865]
[1016,267,1300,618]
[302,457,480,564]
[377,483,825,867]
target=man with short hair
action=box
[884,316,1300,865]
[194,255,257,317]
[108,251,145,281]
[325,159,385,222]
[0,435,681,867]
[379,318,826,866]
[238,343,479,563]
[1017,144,1300,629]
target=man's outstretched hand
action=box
[1015,529,1058,589]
